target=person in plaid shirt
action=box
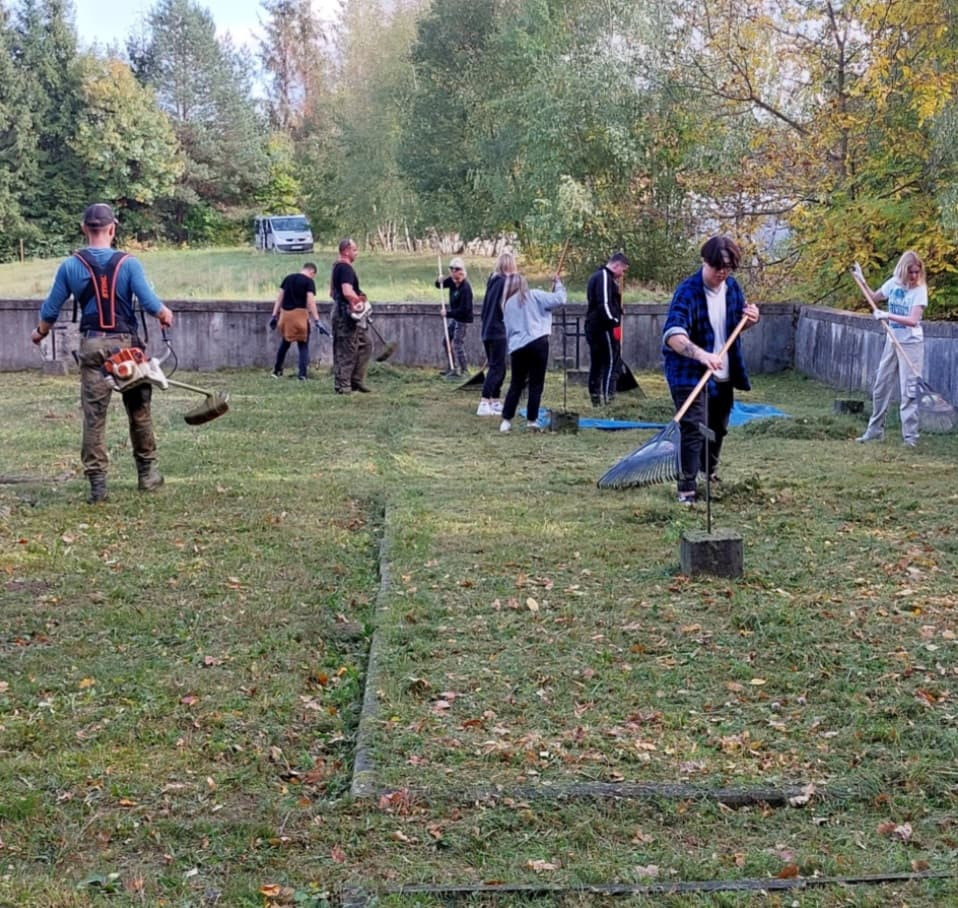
[662,236,761,504]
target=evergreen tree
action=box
[130,0,269,241]
[0,3,35,259]
[12,0,89,255]
[258,0,329,133]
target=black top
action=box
[435,276,474,322]
[479,273,507,341]
[279,272,317,310]
[330,261,361,317]
[585,266,622,330]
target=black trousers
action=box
[586,324,619,403]
[502,336,549,423]
[669,380,734,494]
[481,337,508,399]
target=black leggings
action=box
[502,336,549,422]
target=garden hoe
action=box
[102,347,230,425]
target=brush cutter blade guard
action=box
[597,423,681,489]
[183,390,230,425]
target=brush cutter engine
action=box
[101,345,229,425]
[102,347,169,392]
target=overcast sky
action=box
[72,0,337,54]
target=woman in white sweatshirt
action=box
[499,272,566,433]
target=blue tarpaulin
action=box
[523,401,789,430]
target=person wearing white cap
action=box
[434,256,473,376]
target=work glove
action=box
[873,310,890,321]
[850,262,864,282]
[268,316,278,330]
[314,320,330,336]
[612,325,622,342]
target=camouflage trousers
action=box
[77,334,157,476]
[332,316,371,392]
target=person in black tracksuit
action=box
[585,251,630,406]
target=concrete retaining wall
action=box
[2,298,955,405]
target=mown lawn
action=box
[1,363,955,906]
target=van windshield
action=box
[271,216,310,232]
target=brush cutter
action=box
[366,317,397,362]
[597,314,750,489]
[101,347,229,425]
[850,266,957,433]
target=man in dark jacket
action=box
[663,236,760,505]
[585,251,629,406]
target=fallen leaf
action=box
[330,845,347,863]
[259,884,283,898]
[635,864,659,878]
[788,783,816,807]
[526,859,559,873]
[78,677,96,690]
[526,597,539,613]
[776,864,800,879]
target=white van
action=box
[253,214,314,253]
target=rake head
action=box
[917,381,958,434]
[597,423,681,489]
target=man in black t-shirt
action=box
[269,263,321,380]
[330,238,372,394]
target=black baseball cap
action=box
[82,203,118,228]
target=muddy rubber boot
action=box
[136,461,165,492]
[87,473,108,504]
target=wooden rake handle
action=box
[849,270,922,379]
[673,314,751,423]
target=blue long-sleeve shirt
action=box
[40,247,165,328]
[662,269,750,392]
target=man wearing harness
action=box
[31,203,174,504]
[329,238,372,395]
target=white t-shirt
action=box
[704,280,730,380]
[879,278,927,342]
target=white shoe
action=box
[855,433,882,443]
[526,421,542,432]
[476,399,493,416]
[499,419,511,433]
[490,400,503,415]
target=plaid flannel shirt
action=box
[662,269,751,393]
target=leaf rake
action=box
[597,315,750,489]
